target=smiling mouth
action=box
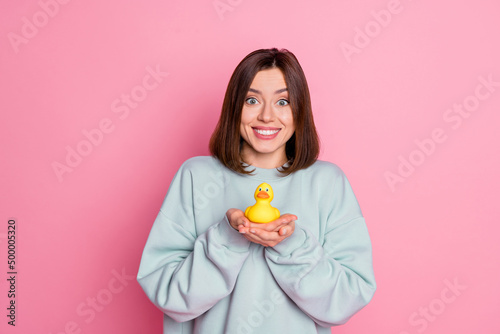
[253,128,280,136]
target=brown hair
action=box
[209,48,320,176]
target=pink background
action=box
[1,0,499,333]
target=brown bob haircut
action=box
[209,48,320,176]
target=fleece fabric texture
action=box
[137,156,376,334]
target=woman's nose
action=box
[257,103,274,122]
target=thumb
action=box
[281,213,298,223]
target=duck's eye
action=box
[246,97,258,105]
[266,188,269,192]
[277,99,289,107]
[258,187,262,191]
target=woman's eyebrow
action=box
[248,88,288,94]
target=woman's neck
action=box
[240,146,288,169]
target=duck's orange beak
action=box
[257,191,269,199]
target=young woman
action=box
[137,48,376,333]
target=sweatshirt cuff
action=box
[211,215,251,252]
[268,225,307,256]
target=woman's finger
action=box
[248,214,297,231]
[244,232,279,247]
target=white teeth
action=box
[254,129,279,136]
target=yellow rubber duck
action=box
[244,183,280,224]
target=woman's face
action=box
[239,68,295,168]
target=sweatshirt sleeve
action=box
[137,161,251,322]
[264,167,376,327]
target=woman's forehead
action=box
[249,68,287,93]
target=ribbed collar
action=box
[241,161,292,181]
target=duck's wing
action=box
[274,207,280,218]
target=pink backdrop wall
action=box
[1,0,499,333]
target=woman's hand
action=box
[226,208,251,231]
[226,209,297,247]
[240,214,297,248]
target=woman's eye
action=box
[277,99,289,106]
[246,97,258,105]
